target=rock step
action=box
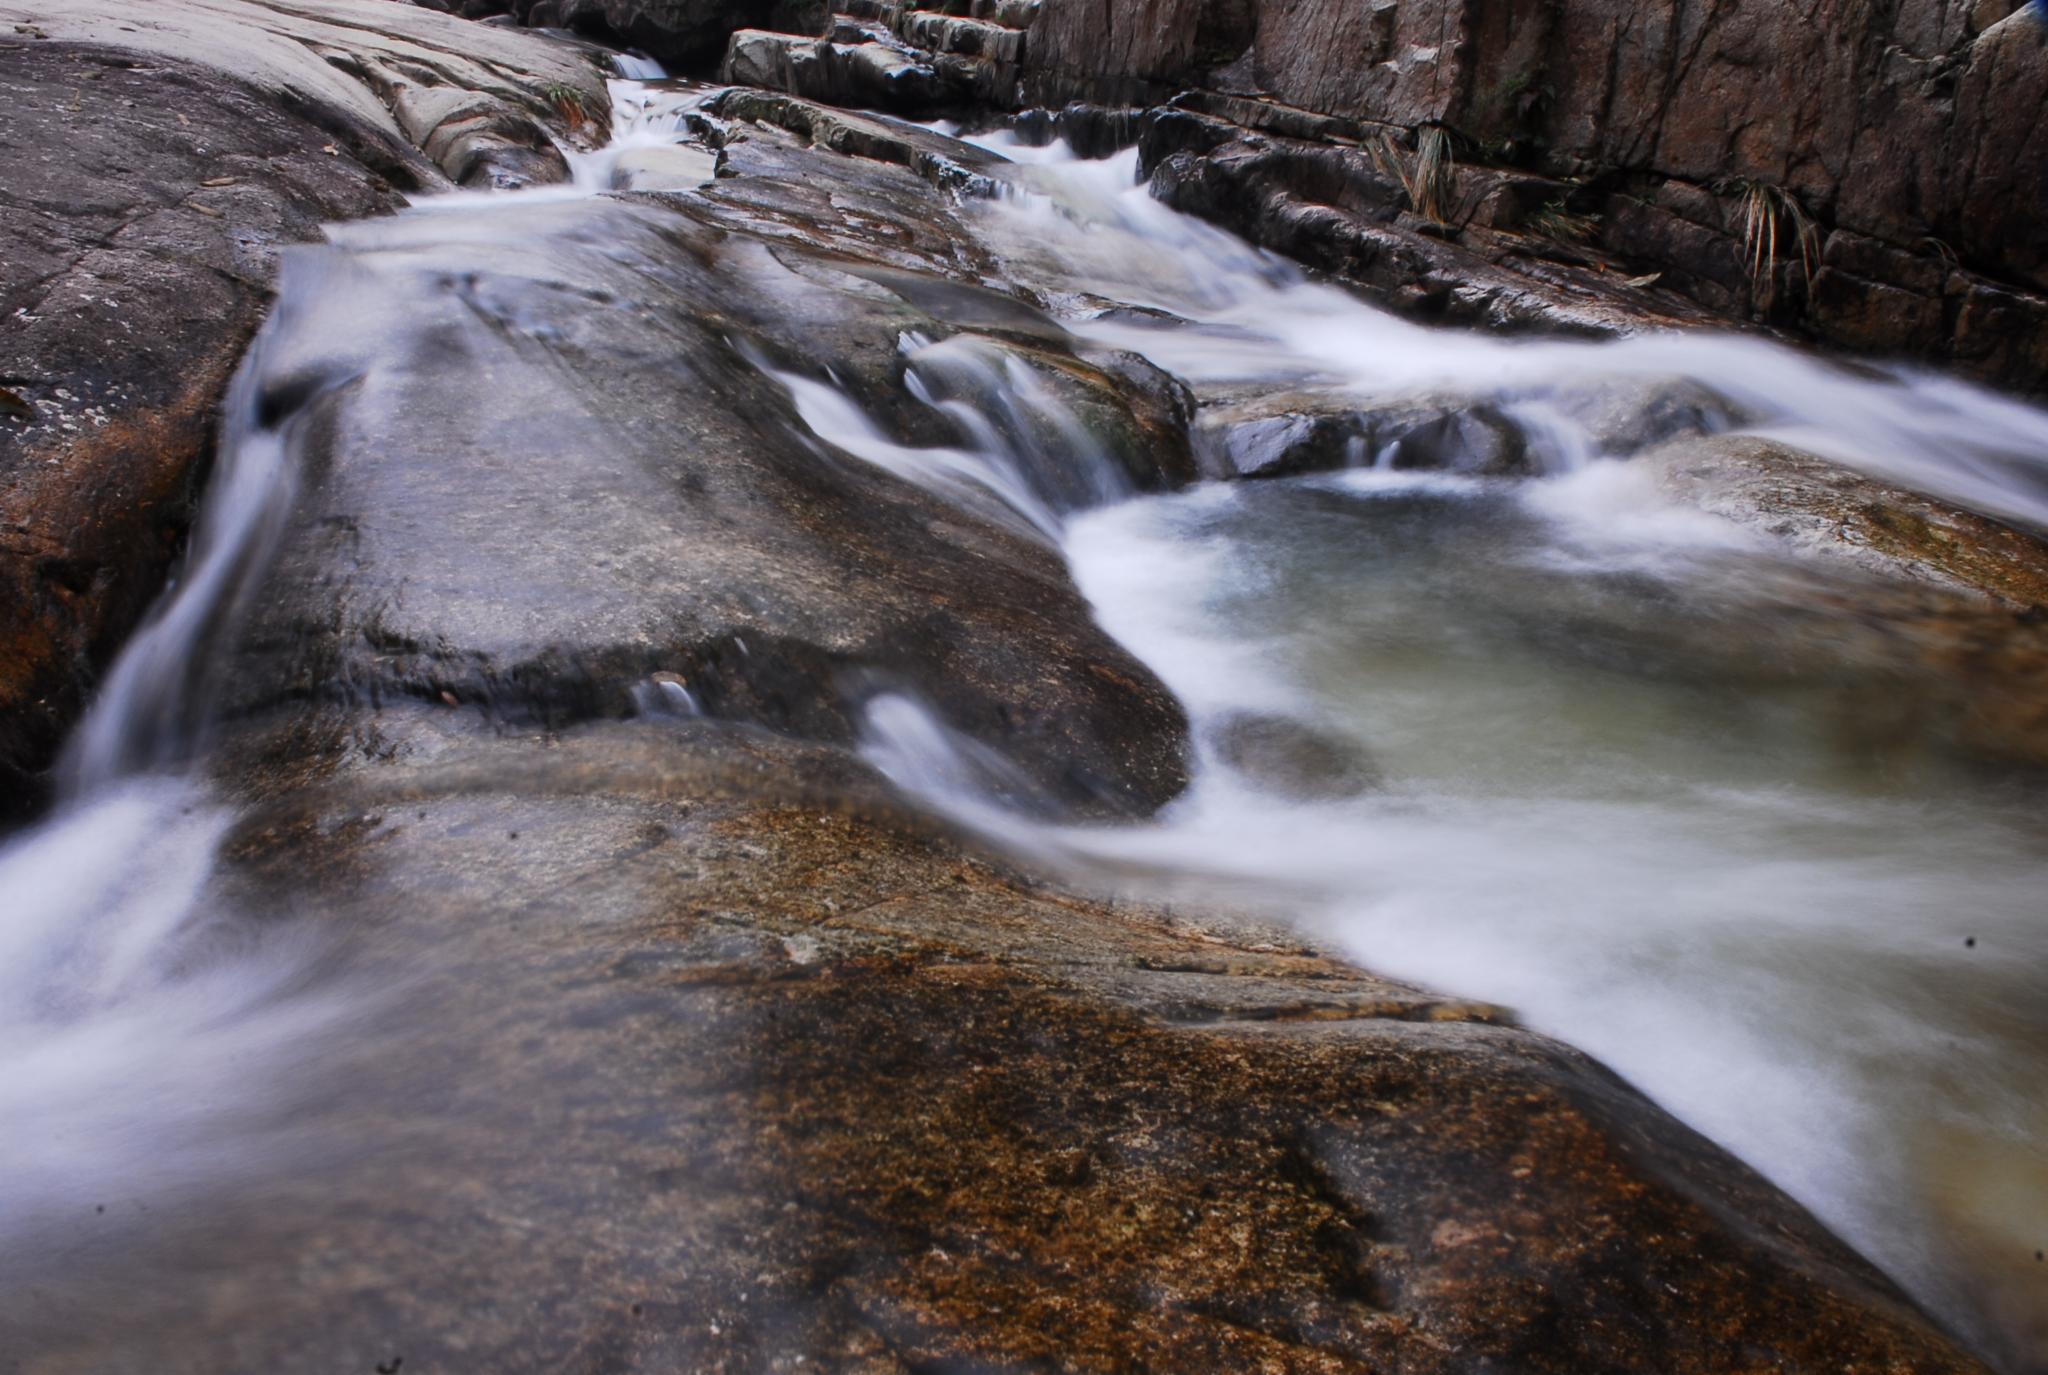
[1168,88,1392,148]
[840,0,1039,30]
[722,26,1018,115]
[897,8,1027,63]
[825,6,1027,64]
[706,87,1009,196]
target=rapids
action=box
[4,68,2045,1370]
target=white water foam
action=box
[967,142,2048,534]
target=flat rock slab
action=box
[0,716,1991,1374]
[219,189,1190,814]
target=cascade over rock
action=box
[3,1,2046,1371]
[702,0,2048,390]
[0,0,610,814]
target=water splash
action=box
[747,341,1070,544]
[0,780,354,1243]
[609,51,668,82]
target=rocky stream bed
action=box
[2,2,2046,1372]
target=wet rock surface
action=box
[1212,710,1382,797]
[217,177,1190,814]
[1645,433,2048,771]
[1650,434,2048,610]
[0,0,608,814]
[1192,375,1737,480]
[1200,391,1532,479]
[0,715,1992,1374]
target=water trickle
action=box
[608,51,668,82]
[748,324,1148,545]
[3,77,718,1240]
[63,265,367,792]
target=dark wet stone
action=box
[1199,391,1529,479]
[1212,711,1382,798]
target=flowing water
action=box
[5,70,2047,1370]
[863,132,2048,1366]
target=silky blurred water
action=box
[3,81,2045,1371]
[853,134,2048,1368]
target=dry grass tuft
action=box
[1721,178,1820,309]
[1375,126,1457,225]
[1527,196,1599,244]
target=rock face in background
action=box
[710,0,2048,391]
[0,0,609,813]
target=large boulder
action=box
[204,173,1190,814]
[0,0,608,816]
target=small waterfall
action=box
[63,262,359,792]
[0,252,375,1240]
[0,83,697,1241]
[609,52,668,81]
[0,780,349,1240]
[749,330,1142,543]
[862,691,1061,821]
[1498,398,1596,475]
[748,344,1068,544]
[903,333,1134,512]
